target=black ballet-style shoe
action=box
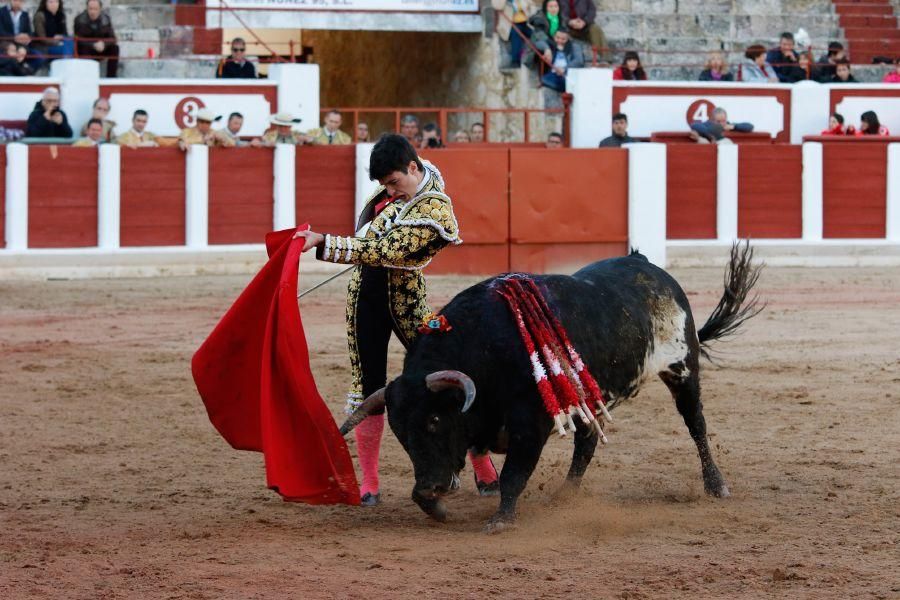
[360,492,381,507]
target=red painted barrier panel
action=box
[28,146,98,248]
[509,148,628,273]
[667,145,717,239]
[296,146,355,236]
[208,148,274,244]
[121,148,186,246]
[420,148,510,275]
[738,145,802,238]
[822,144,887,238]
[0,149,5,248]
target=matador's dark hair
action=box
[369,133,423,181]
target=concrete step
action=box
[844,27,900,38]
[108,5,175,30]
[116,28,160,59]
[118,56,222,79]
[839,14,899,27]
[834,3,895,15]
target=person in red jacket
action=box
[613,51,647,80]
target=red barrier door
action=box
[121,148,186,247]
[28,146,98,248]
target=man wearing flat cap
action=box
[260,113,307,146]
[177,108,235,151]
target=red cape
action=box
[191,228,360,505]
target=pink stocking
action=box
[355,413,385,496]
[468,450,498,484]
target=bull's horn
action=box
[338,388,386,436]
[425,370,476,413]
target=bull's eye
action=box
[427,415,440,433]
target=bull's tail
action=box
[697,241,764,360]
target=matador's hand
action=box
[293,229,325,252]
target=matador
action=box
[295,134,499,506]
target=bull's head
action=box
[339,370,476,522]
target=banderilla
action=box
[297,266,355,299]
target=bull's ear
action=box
[425,370,476,413]
[338,387,386,436]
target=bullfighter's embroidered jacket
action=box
[314,160,461,411]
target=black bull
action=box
[341,244,762,532]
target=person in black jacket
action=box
[73,0,118,77]
[25,87,73,138]
[216,37,256,78]
[0,0,32,46]
[831,59,858,84]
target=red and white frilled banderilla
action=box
[494,275,613,441]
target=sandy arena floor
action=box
[1,263,898,599]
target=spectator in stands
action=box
[740,45,778,83]
[613,50,647,80]
[470,122,485,142]
[421,122,444,148]
[541,28,583,92]
[356,121,369,142]
[0,0,32,50]
[501,0,531,68]
[558,0,606,61]
[0,40,32,75]
[116,109,159,147]
[33,0,72,63]
[883,57,900,83]
[74,0,118,77]
[260,112,306,146]
[0,124,24,142]
[598,112,636,147]
[815,42,845,82]
[220,111,260,147]
[217,37,256,79]
[545,131,563,148]
[400,114,419,144]
[689,106,753,143]
[528,0,561,65]
[795,52,814,82]
[178,108,235,150]
[820,113,850,136]
[453,130,471,143]
[698,51,732,82]
[766,32,803,83]
[831,59,858,84]
[855,111,890,136]
[80,97,115,142]
[306,109,352,145]
[26,87,72,138]
[72,117,104,146]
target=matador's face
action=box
[378,160,422,202]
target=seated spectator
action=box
[400,114,419,144]
[470,122,485,142]
[883,58,900,83]
[0,124,25,142]
[831,59,857,84]
[116,109,159,147]
[216,37,256,79]
[855,111,890,136]
[260,112,305,146]
[177,109,235,150]
[740,45,778,83]
[26,87,72,138]
[453,130,471,143]
[796,52,813,82]
[528,0,561,65]
[545,131,563,148]
[0,0,33,62]
[80,97,115,141]
[689,107,753,144]
[820,113,852,136]
[72,117,104,146]
[558,0,606,61]
[219,112,259,147]
[0,41,33,75]
[356,121,369,142]
[33,0,73,63]
[421,122,444,148]
[74,0,118,77]
[698,51,733,82]
[815,42,844,82]
[306,109,352,145]
[540,28,583,92]
[766,32,805,83]
[613,51,647,80]
[598,113,637,147]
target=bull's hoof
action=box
[412,492,448,523]
[484,517,516,535]
[708,483,731,498]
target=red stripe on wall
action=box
[666,145,717,239]
[295,146,355,236]
[738,145,802,238]
[208,148,274,244]
[28,146,98,248]
[121,148,186,246]
[822,144,887,238]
